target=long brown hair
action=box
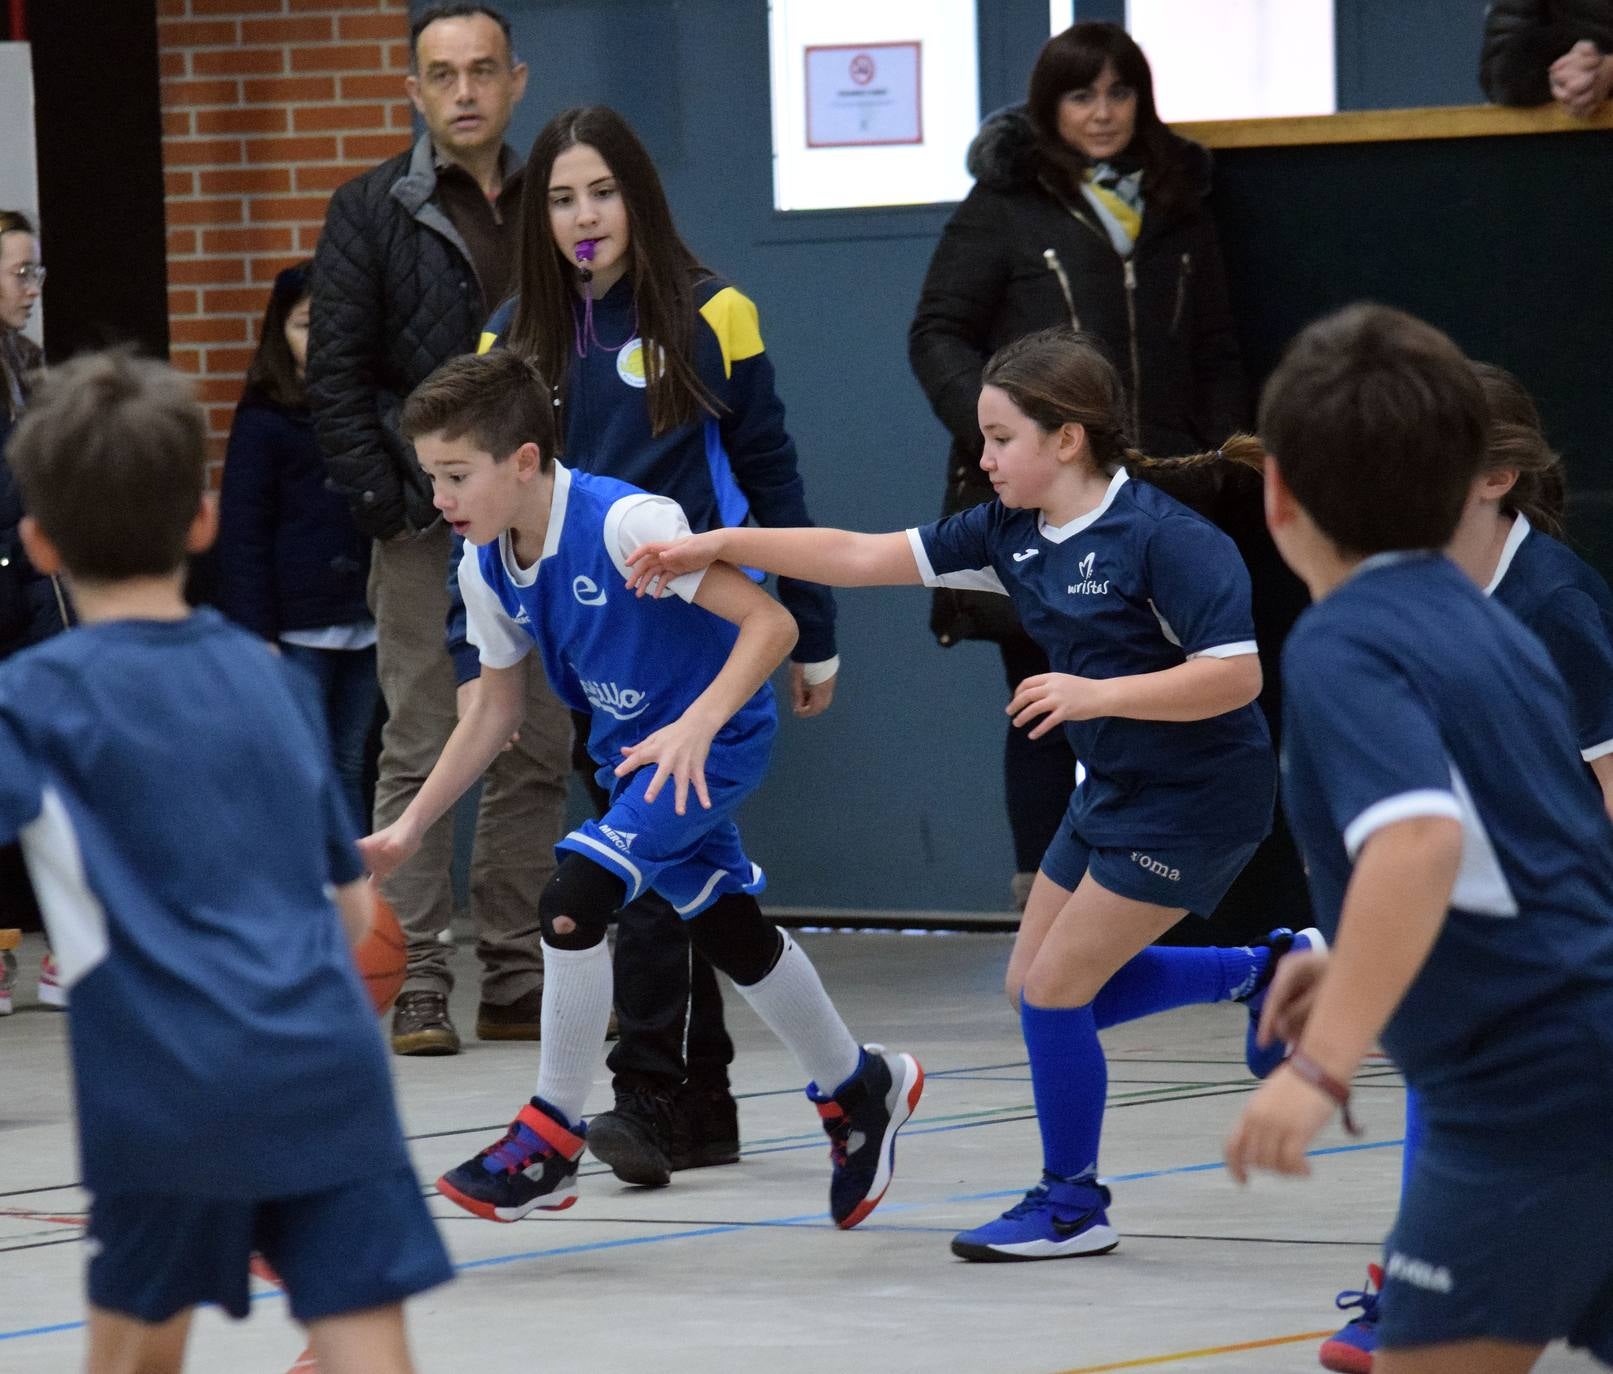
[1026,24,1192,219]
[980,328,1263,508]
[1472,362,1566,539]
[504,105,718,436]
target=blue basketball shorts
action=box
[1039,818,1259,916]
[1377,1138,1613,1358]
[87,1166,452,1325]
[560,747,766,919]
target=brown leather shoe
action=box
[391,990,460,1056]
[475,987,542,1041]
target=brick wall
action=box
[156,0,413,471]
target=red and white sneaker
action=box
[39,951,66,1009]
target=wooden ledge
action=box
[1174,101,1613,149]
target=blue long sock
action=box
[1021,998,1106,1184]
[1091,943,1269,1030]
[1400,1088,1424,1196]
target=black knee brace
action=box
[686,893,784,986]
[538,856,624,950]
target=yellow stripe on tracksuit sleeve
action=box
[698,286,765,379]
[477,330,498,355]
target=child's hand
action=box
[1007,672,1112,738]
[1223,1068,1338,1184]
[358,821,420,883]
[623,531,725,597]
[614,714,717,814]
[1256,949,1329,1049]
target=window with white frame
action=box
[1048,1,1337,124]
[768,0,979,211]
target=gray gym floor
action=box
[1,928,1600,1373]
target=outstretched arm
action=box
[614,561,798,814]
[1224,815,1461,1182]
[359,657,531,879]
[626,526,922,593]
[1008,653,1262,738]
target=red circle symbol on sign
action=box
[849,53,876,85]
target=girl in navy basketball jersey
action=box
[1315,360,1613,1374]
[628,327,1318,1262]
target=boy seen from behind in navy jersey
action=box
[1224,304,1613,1374]
[362,349,921,1231]
[0,351,451,1374]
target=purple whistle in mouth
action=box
[574,239,598,264]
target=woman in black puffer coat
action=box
[909,22,1249,907]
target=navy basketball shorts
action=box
[560,746,768,919]
[1039,817,1259,916]
[1377,1139,1613,1358]
[87,1166,453,1325]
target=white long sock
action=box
[533,940,613,1125]
[733,934,861,1092]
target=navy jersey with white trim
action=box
[455,276,834,669]
[0,610,406,1199]
[1281,554,1613,1119]
[1486,515,1613,762]
[909,469,1274,846]
[458,463,776,777]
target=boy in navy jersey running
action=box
[629,328,1317,1262]
[363,349,921,1229]
[0,351,450,1374]
[1317,360,1613,1373]
[1226,304,1613,1374]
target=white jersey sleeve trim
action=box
[21,786,109,989]
[605,494,707,603]
[1188,640,1260,660]
[1343,789,1462,859]
[800,656,839,686]
[1583,738,1613,762]
[905,527,1007,594]
[458,541,531,669]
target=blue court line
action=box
[0,1135,1406,1347]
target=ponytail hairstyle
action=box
[506,105,719,436]
[979,327,1263,510]
[1471,362,1566,540]
[1026,23,1192,219]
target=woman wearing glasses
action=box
[0,210,68,1013]
[0,210,63,659]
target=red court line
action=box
[0,1209,84,1228]
[1050,1328,1335,1372]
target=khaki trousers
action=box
[370,525,570,1002]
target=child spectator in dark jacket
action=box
[219,262,377,832]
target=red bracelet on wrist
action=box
[1285,1050,1363,1137]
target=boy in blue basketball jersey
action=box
[363,349,921,1230]
[1225,305,1613,1374]
[0,351,450,1374]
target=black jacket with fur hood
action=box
[909,105,1245,476]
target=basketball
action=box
[352,884,406,1015]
